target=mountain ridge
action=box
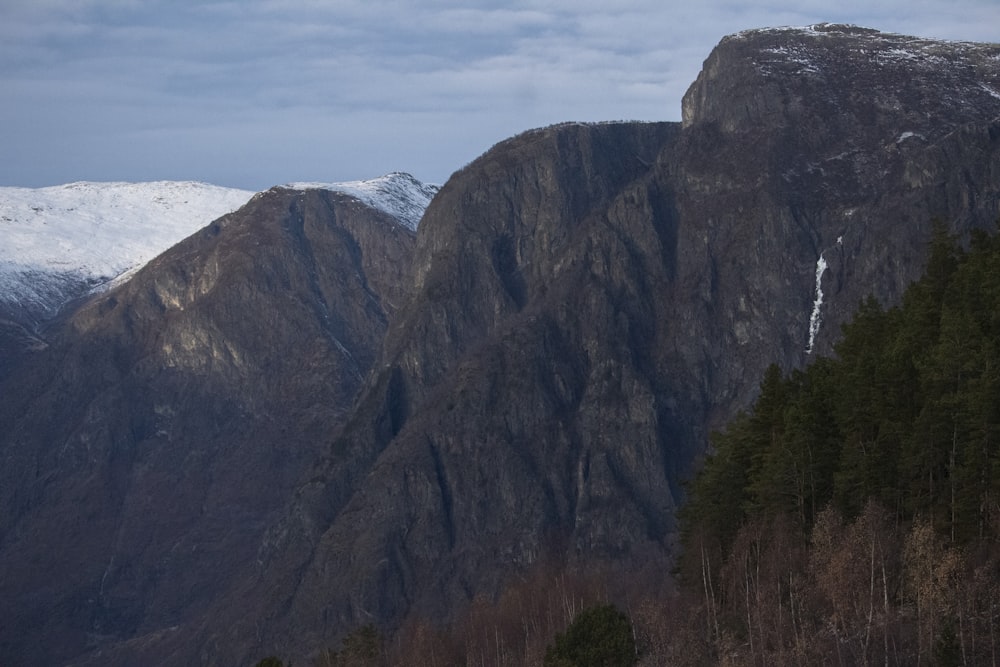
[0,173,436,330]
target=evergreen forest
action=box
[676,222,1000,665]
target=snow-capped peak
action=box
[283,172,439,232]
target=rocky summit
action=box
[1,24,1000,666]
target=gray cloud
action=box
[1,0,996,189]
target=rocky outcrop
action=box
[233,122,688,658]
[2,24,1000,667]
[671,24,1000,400]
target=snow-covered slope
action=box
[284,172,439,231]
[0,181,254,324]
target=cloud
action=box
[1,0,997,188]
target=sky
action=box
[1,1,998,191]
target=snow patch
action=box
[896,132,924,144]
[740,24,999,81]
[980,84,1000,101]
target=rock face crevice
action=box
[2,24,1000,667]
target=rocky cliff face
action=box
[671,24,1000,408]
[2,24,1000,667]
[247,25,1000,664]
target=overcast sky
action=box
[1,1,997,191]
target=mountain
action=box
[1,24,1000,666]
[671,226,1000,665]
[0,175,435,666]
[0,174,438,329]
[0,181,254,378]
[0,175,437,380]
[243,24,1000,663]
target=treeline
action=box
[678,222,1000,665]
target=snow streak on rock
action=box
[806,252,829,354]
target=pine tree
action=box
[543,604,637,667]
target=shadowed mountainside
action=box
[0,186,417,665]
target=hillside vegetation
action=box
[676,222,1000,665]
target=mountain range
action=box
[2,23,1000,666]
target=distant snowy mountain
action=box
[0,174,438,326]
[0,181,254,324]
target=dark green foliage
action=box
[312,624,381,667]
[339,624,380,667]
[543,604,637,667]
[933,618,962,667]
[683,222,1000,564]
[672,223,1000,665]
[255,657,285,667]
